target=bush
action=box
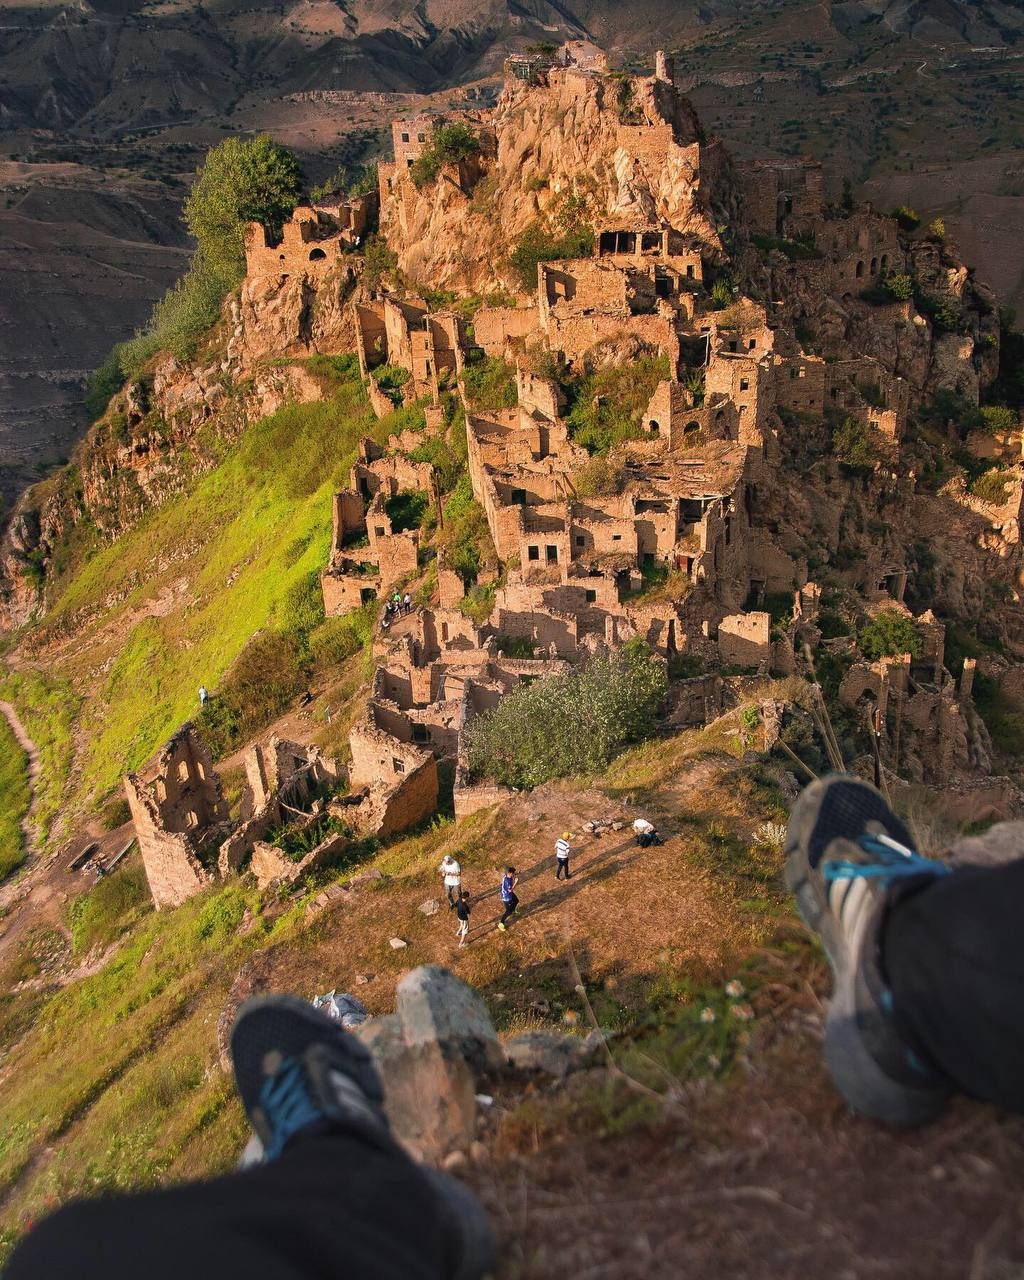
[832,416,883,471]
[461,356,517,411]
[119,258,228,378]
[893,206,921,231]
[370,363,410,406]
[363,234,398,291]
[970,469,1011,505]
[571,455,627,497]
[858,609,923,661]
[927,216,946,240]
[509,221,595,290]
[410,122,481,188]
[84,350,128,423]
[464,641,668,787]
[979,405,1018,435]
[385,489,429,532]
[437,475,492,584]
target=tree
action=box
[858,609,923,661]
[832,416,882,471]
[183,135,303,284]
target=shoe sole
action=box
[230,994,384,1127]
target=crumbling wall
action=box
[718,611,770,668]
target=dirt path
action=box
[0,699,40,855]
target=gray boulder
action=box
[396,965,503,1072]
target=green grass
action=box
[0,716,30,880]
[11,371,403,823]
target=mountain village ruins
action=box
[23,41,1016,909]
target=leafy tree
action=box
[184,135,303,284]
[858,609,923,661]
[832,416,882,471]
[509,220,595,290]
[363,233,398,291]
[411,123,481,188]
[892,206,921,232]
[464,641,668,787]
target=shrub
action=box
[370,363,410,405]
[571,455,627,497]
[893,206,921,231]
[410,122,481,188]
[84,350,128,422]
[385,489,429,532]
[970,469,1011,506]
[709,280,733,309]
[927,216,946,240]
[509,220,595,290]
[832,416,883,471]
[363,234,398,291]
[464,641,668,787]
[437,476,492,584]
[461,356,517,411]
[858,609,923,661]
[979,405,1018,435]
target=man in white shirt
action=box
[633,817,660,847]
[439,854,462,908]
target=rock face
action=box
[396,965,504,1073]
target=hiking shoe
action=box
[785,776,953,1127]
[230,994,388,1161]
[497,922,506,931]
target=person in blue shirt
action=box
[497,865,519,931]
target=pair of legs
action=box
[447,884,460,908]
[10,778,1024,1279]
[457,918,469,947]
[498,893,518,928]
[556,857,570,880]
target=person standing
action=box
[497,866,519,931]
[455,891,471,947]
[555,831,572,880]
[439,854,462,909]
[403,591,412,615]
[198,685,209,707]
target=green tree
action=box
[858,609,923,661]
[832,416,882,471]
[183,135,303,284]
[464,642,668,787]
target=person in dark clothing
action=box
[786,775,1024,1125]
[497,865,519,931]
[455,891,472,947]
[6,996,496,1280]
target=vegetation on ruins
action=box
[970,469,1012,506]
[309,162,378,202]
[567,354,670,454]
[410,122,481,188]
[831,416,884,472]
[370,363,411,405]
[857,609,923,662]
[464,641,668,787]
[509,220,595,291]
[461,355,517,412]
[363,234,399,292]
[385,490,429,532]
[91,136,302,391]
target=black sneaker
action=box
[785,777,953,1127]
[230,995,498,1279]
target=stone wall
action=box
[718,611,771,668]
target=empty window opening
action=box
[649,419,660,435]
[870,257,878,274]
[856,260,865,278]
[545,545,558,564]
[401,132,410,142]
[739,378,749,391]
[686,264,695,278]
[575,534,585,547]
[360,587,376,605]
[511,487,527,504]
[186,810,199,828]
[441,622,449,641]
[177,761,190,783]
[309,248,327,261]
[612,533,623,542]
[641,231,660,253]
[417,132,426,143]
[412,724,430,744]
[527,545,540,561]
[585,589,597,604]
[392,757,406,774]
[375,526,386,538]
[748,338,756,349]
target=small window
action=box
[685,264,695,278]
[739,378,749,391]
[401,132,410,143]
[360,587,377,605]
[728,340,738,353]
[649,419,660,435]
[387,178,393,191]
[545,545,558,563]
[309,247,327,261]
[417,132,426,143]
[375,526,386,538]
[870,257,878,274]
[575,535,585,547]
[739,404,747,414]
[748,338,756,350]
[856,260,865,279]
[585,589,597,604]
[612,534,622,542]
[407,159,414,168]
[177,761,190,783]
[393,757,406,774]
[441,622,449,641]
[196,761,206,780]
[789,367,797,380]
[527,545,540,561]
[511,487,527,504]
[186,810,199,828]
[412,724,429,743]
[798,368,806,379]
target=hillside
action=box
[0,37,1022,1276]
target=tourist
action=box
[439,853,462,908]
[403,591,412,615]
[555,831,572,879]
[455,891,472,947]
[198,685,209,707]
[633,817,662,847]
[497,865,519,931]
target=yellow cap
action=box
[561,831,571,839]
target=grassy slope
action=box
[0,367,415,829]
[0,712,793,1260]
[0,717,30,879]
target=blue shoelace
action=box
[823,832,952,885]
[259,1056,323,1161]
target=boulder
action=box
[396,966,503,1072]
[505,1031,590,1079]
[418,898,441,916]
[389,937,408,950]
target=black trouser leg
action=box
[556,859,569,879]
[500,895,517,925]
[447,885,456,908]
[883,857,1024,1111]
[6,1131,462,1280]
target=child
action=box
[455,891,471,947]
[555,831,571,879]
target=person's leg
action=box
[7,996,495,1280]
[447,884,456,908]
[883,855,1024,1111]
[499,901,512,926]
[786,776,954,1127]
[555,859,565,880]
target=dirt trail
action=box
[0,699,40,855]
